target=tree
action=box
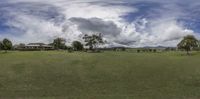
[67,47,74,53]
[153,49,157,53]
[83,33,104,51]
[177,35,199,55]
[1,38,13,52]
[137,49,140,53]
[0,41,3,51]
[72,41,83,51]
[53,38,66,50]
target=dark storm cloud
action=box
[69,17,122,37]
[115,40,136,45]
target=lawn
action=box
[0,51,200,99]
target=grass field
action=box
[0,51,200,99]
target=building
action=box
[16,43,54,51]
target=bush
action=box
[121,47,126,51]
[68,47,73,53]
[72,41,83,51]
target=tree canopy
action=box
[0,38,13,52]
[83,33,104,51]
[53,38,66,50]
[72,41,83,51]
[177,35,199,55]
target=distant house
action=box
[16,43,54,51]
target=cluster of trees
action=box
[49,33,104,52]
[0,34,200,55]
[83,34,104,51]
[133,35,199,55]
[135,35,200,55]
[0,33,104,52]
[52,38,68,50]
[0,38,13,52]
[164,47,176,51]
[137,49,157,53]
[113,47,126,51]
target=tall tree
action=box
[0,41,3,51]
[2,38,13,52]
[83,33,104,51]
[72,41,83,51]
[53,38,66,50]
[177,35,199,55]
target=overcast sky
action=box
[0,0,200,47]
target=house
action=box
[16,43,54,51]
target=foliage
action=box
[153,49,157,53]
[67,47,74,53]
[83,33,104,51]
[53,38,66,50]
[136,48,157,53]
[72,41,83,51]
[113,47,126,51]
[177,35,199,55]
[0,38,13,52]
[0,41,3,50]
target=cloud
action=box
[69,17,121,37]
[0,2,65,43]
[110,18,196,47]
[0,0,199,47]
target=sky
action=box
[0,0,200,47]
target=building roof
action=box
[25,43,53,47]
[27,43,46,46]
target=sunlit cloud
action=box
[0,0,199,47]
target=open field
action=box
[0,51,200,99]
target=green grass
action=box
[0,51,200,99]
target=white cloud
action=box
[0,0,199,47]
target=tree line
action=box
[0,33,105,53]
[0,34,200,55]
[51,33,105,52]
